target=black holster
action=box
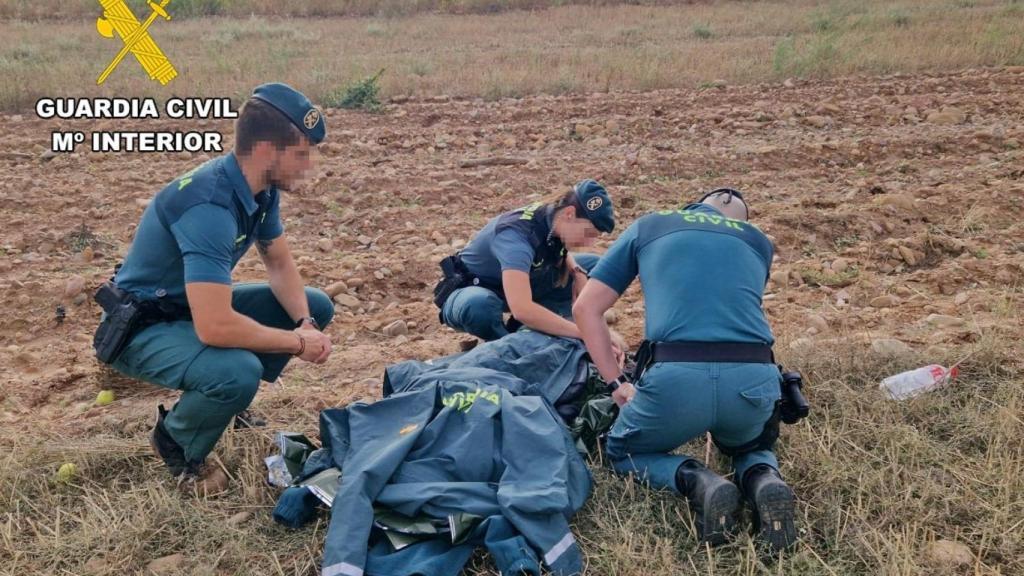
[433,254,470,310]
[92,281,145,364]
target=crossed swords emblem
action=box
[95,0,177,85]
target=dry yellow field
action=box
[1,0,1023,110]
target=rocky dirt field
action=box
[1,67,1022,574]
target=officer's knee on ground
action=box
[306,287,335,328]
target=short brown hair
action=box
[234,98,303,155]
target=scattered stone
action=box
[357,234,373,246]
[875,194,916,211]
[897,245,918,266]
[588,137,612,147]
[325,281,349,298]
[805,115,832,128]
[871,338,911,357]
[333,293,360,308]
[925,314,965,328]
[431,230,447,245]
[830,258,853,274]
[227,511,251,527]
[806,314,829,334]
[383,320,408,337]
[870,295,899,308]
[604,309,618,325]
[317,238,333,252]
[921,540,973,571]
[770,270,790,287]
[64,275,87,299]
[925,107,966,125]
[953,292,970,306]
[80,246,94,262]
[40,150,58,162]
[147,553,185,575]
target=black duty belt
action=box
[650,341,774,364]
[633,340,775,381]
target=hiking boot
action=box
[175,462,230,497]
[675,460,740,546]
[150,404,188,476]
[233,409,266,430]
[742,464,798,555]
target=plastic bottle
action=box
[880,364,959,400]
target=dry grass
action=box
[1,0,1024,110]
[2,322,1022,575]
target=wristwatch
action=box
[295,316,319,330]
[608,373,631,392]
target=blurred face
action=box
[264,138,317,191]
[556,206,601,249]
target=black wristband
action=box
[608,373,630,392]
[295,316,319,330]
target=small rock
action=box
[227,511,251,527]
[17,294,30,307]
[64,275,86,299]
[830,258,853,274]
[897,245,917,266]
[333,293,361,308]
[870,295,899,308]
[40,150,58,162]
[393,334,410,345]
[770,270,790,287]
[147,553,185,575]
[73,292,87,306]
[925,314,965,328]
[876,194,916,211]
[588,137,612,147]
[872,338,911,357]
[605,119,621,133]
[317,238,333,252]
[431,231,447,246]
[325,281,349,298]
[383,320,408,337]
[806,314,829,334]
[82,556,109,574]
[925,107,966,125]
[953,292,970,305]
[80,246,94,262]
[604,309,618,325]
[805,115,832,128]
[357,234,373,246]
[921,540,973,570]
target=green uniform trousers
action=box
[111,283,334,463]
[605,361,782,491]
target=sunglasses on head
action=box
[697,188,749,219]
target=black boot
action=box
[675,460,740,546]
[742,464,798,554]
[149,404,189,476]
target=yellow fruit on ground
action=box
[95,390,115,406]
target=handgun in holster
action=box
[92,281,144,365]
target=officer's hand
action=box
[295,327,332,364]
[612,381,635,407]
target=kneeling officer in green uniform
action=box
[433,181,615,342]
[93,83,335,494]
[573,189,798,554]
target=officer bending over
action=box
[93,83,335,495]
[434,180,615,342]
[573,189,798,553]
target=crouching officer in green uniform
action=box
[92,83,335,495]
[433,180,615,342]
[573,189,799,554]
